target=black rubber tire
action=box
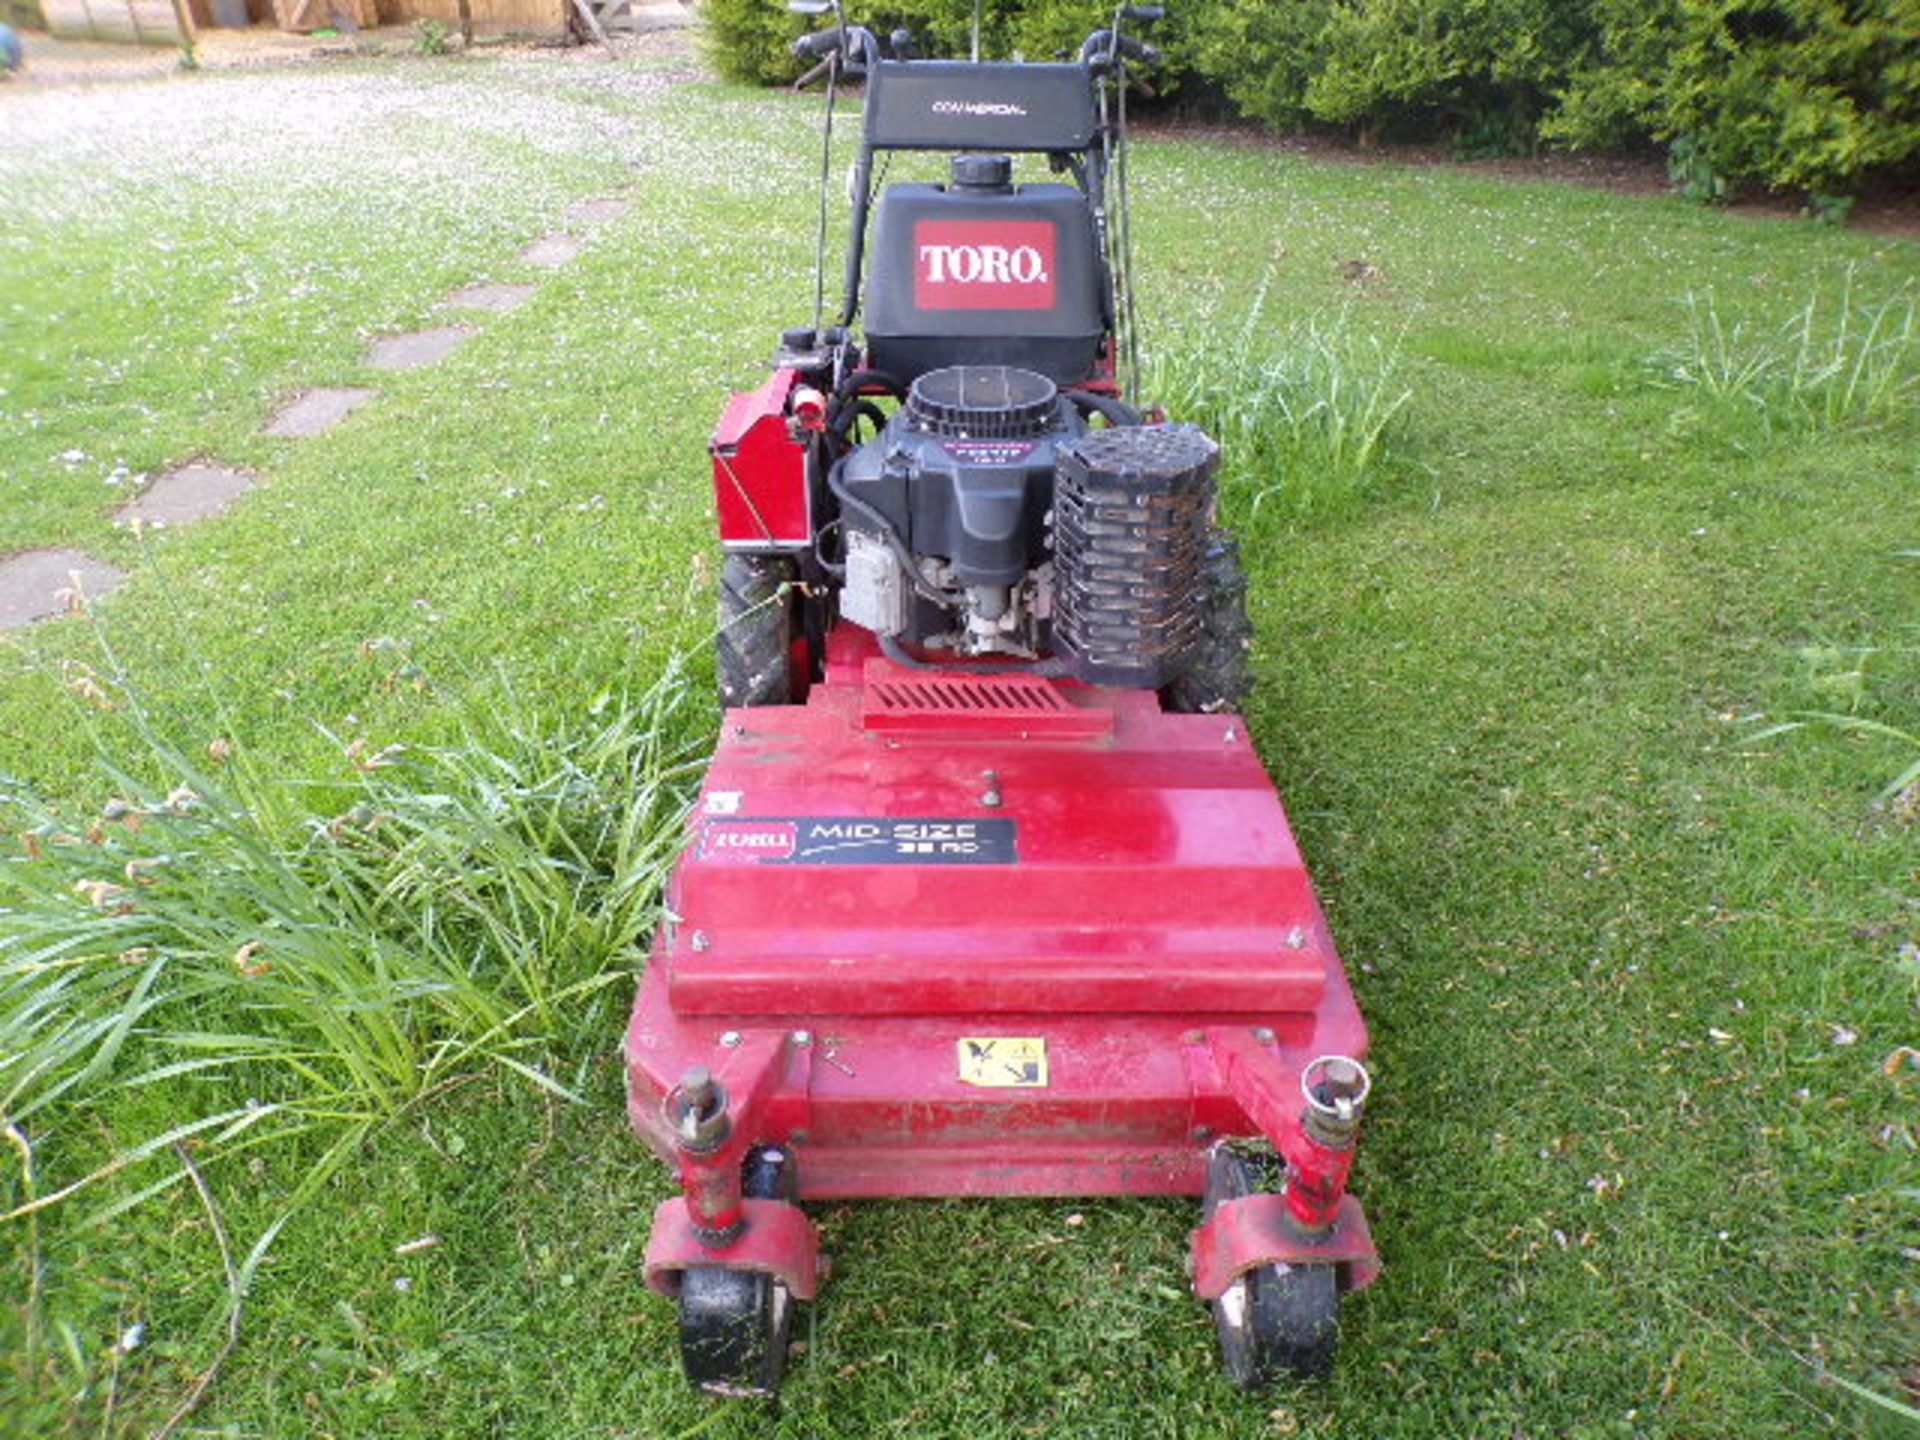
[718,554,797,708]
[676,1147,802,1398]
[1162,533,1255,716]
[679,1266,791,1398]
[1202,1144,1340,1386]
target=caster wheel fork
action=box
[1201,1143,1341,1386]
[676,1146,801,1398]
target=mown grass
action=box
[2,50,1918,1439]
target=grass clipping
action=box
[0,659,703,1224]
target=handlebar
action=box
[797,16,1156,74]
[1077,28,1161,71]
[791,22,881,69]
[792,27,839,59]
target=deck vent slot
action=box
[860,666,1111,736]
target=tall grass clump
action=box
[1147,277,1411,521]
[1657,273,1918,432]
[1749,634,1920,806]
[0,652,704,1224]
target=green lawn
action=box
[3,49,1917,1439]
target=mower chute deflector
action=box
[625,0,1381,1395]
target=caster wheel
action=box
[676,1146,800,1398]
[679,1265,792,1397]
[1202,1143,1340,1386]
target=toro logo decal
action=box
[913,220,1056,311]
[697,819,797,864]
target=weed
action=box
[0,636,702,1227]
[1804,192,1855,228]
[1748,636,1920,802]
[413,18,451,56]
[1657,272,1918,430]
[1148,278,1411,520]
[1667,133,1732,205]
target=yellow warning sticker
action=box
[957,1036,1049,1088]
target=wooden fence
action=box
[42,0,567,42]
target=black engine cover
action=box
[839,366,1084,587]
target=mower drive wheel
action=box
[1162,533,1254,716]
[718,553,798,708]
[1202,1143,1340,1386]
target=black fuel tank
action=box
[864,179,1106,385]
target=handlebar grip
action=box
[1081,27,1162,68]
[1122,4,1166,22]
[792,28,841,61]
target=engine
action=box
[831,362,1222,690]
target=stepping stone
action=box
[263,386,378,438]
[443,282,538,313]
[365,326,475,371]
[519,234,582,268]
[116,462,257,527]
[0,548,128,629]
[564,198,630,227]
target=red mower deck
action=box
[628,632,1378,1334]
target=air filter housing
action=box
[905,365,1059,440]
[1053,423,1220,688]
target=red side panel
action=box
[713,368,810,547]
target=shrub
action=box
[1303,0,1592,147]
[702,0,812,84]
[701,0,1124,82]
[700,0,1920,199]
[412,17,451,55]
[1549,0,1920,197]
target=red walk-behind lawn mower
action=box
[625,0,1378,1396]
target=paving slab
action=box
[365,325,475,370]
[443,282,539,313]
[0,548,128,629]
[564,197,631,227]
[263,386,378,438]
[519,234,582,268]
[116,462,258,527]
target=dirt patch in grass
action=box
[263,386,379,438]
[518,234,582,268]
[116,461,258,527]
[443,282,538,312]
[0,547,127,628]
[365,325,475,370]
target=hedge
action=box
[704,0,1920,200]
